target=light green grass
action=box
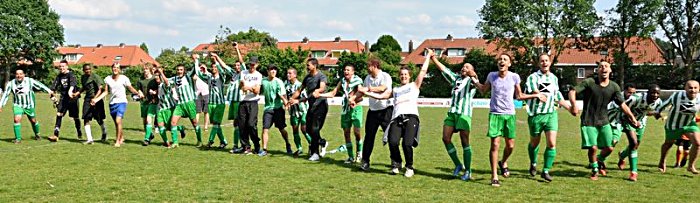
[0,94,698,202]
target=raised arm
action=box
[31,78,54,95]
[415,54,430,88]
[211,53,233,76]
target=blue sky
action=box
[48,0,618,56]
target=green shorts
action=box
[341,106,363,129]
[157,108,174,129]
[13,106,36,118]
[173,101,196,119]
[528,113,558,137]
[623,124,646,141]
[665,122,700,141]
[487,114,516,139]
[611,123,622,144]
[290,113,307,126]
[227,102,240,120]
[140,104,157,118]
[443,112,472,131]
[581,124,614,149]
[208,104,226,124]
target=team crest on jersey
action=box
[679,101,698,114]
[453,80,467,94]
[61,78,68,87]
[14,84,26,95]
[538,82,556,94]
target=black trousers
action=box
[306,102,328,155]
[362,106,393,163]
[388,114,419,169]
[238,101,260,150]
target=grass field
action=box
[0,94,698,202]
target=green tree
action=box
[155,48,191,76]
[369,35,402,52]
[0,0,64,85]
[140,42,149,54]
[245,46,309,80]
[376,47,402,65]
[333,52,369,86]
[603,0,662,85]
[217,26,277,48]
[477,0,599,65]
[658,0,700,79]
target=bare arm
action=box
[515,84,545,101]
[568,90,579,116]
[360,87,391,100]
[415,55,430,88]
[91,84,109,105]
[318,82,341,98]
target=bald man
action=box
[655,80,700,174]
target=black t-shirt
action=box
[574,78,624,126]
[53,71,78,98]
[136,78,158,104]
[302,72,328,108]
[80,73,103,99]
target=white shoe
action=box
[405,169,414,178]
[344,157,355,164]
[320,141,329,157]
[391,167,400,175]
[309,153,320,162]
[356,153,363,163]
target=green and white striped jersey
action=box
[286,80,309,118]
[340,75,363,115]
[0,77,52,109]
[158,83,177,110]
[607,102,622,128]
[525,71,564,116]
[441,68,476,116]
[168,61,197,104]
[196,64,227,105]
[223,63,246,103]
[627,92,661,127]
[655,91,700,130]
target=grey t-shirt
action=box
[487,71,521,115]
[364,71,393,111]
[303,72,328,108]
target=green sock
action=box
[463,146,472,171]
[591,162,599,171]
[357,139,363,155]
[346,142,354,158]
[32,123,40,135]
[233,128,240,147]
[216,125,226,144]
[597,153,607,162]
[619,148,630,160]
[304,132,312,143]
[293,132,302,150]
[171,126,179,144]
[208,126,217,143]
[13,123,21,140]
[528,144,540,165]
[630,150,639,172]
[195,126,202,142]
[444,143,462,167]
[543,148,556,172]
[159,126,168,142]
[144,124,153,141]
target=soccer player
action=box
[358,58,393,171]
[568,61,639,180]
[72,65,108,144]
[91,63,143,147]
[48,60,81,142]
[286,68,311,157]
[195,54,229,149]
[236,56,263,154]
[221,45,247,153]
[612,84,661,181]
[359,54,429,177]
[154,67,184,148]
[290,58,330,161]
[655,80,700,174]
[259,64,291,156]
[523,54,572,182]
[428,49,478,180]
[135,66,159,146]
[473,53,544,187]
[168,54,205,147]
[0,69,54,143]
[318,65,364,163]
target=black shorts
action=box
[195,95,209,113]
[675,139,691,149]
[263,108,286,129]
[58,99,80,118]
[82,99,106,121]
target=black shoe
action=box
[219,143,227,149]
[101,134,107,141]
[598,160,607,176]
[498,161,510,178]
[207,141,214,148]
[180,128,186,139]
[360,161,370,171]
[541,171,553,182]
[33,135,41,141]
[529,164,537,177]
[491,179,501,187]
[77,135,83,141]
[142,140,150,146]
[681,158,688,167]
[149,134,154,142]
[231,147,244,154]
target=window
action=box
[446,48,466,57]
[599,50,608,55]
[311,51,326,58]
[330,50,348,58]
[577,68,585,78]
[65,54,78,61]
[424,49,443,56]
[114,56,122,61]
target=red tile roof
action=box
[56,45,158,67]
[401,37,666,66]
[277,40,366,66]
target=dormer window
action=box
[311,51,327,58]
[446,48,466,57]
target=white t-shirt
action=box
[195,76,209,96]
[391,82,419,119]
[240,70,263,101]
[365,71,393,111]
[104,75,132,104]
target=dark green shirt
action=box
[80,73,103,99]
[574,78,625,127]
[135,78,158,104]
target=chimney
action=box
[364,41,370,53]
[408,40,414,53]
[446,34,453,41]
[302,37,309,43]
[119,43,125,48]
[97,44,103,48]
[76,44,81,48]
[334,36,341,42]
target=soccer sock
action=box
[630,150,639,172]
[73,118,82,137]
[543,148,556,173]
[216,125,226,144]
[293,132,302,150]
[13,123,21,140]
[32,123,40,136]
[444,143,462,167]
[195,125,202,142]
[170,126,179,144]
[233,128,240,147]
[54,116,63,136]
[463,146,472,171]
[528,143,540,165]
[304,132,312,143]
[676,149,683,165]
[159,126,168,142]
[591,162,599,172]
[85,124,93,141]
[597,153,607,162]
[357,139,363,155]
[346,142,354,159]
[144,124,153,141]
[620,147,630,160]
[208,126,217,143]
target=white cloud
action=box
[60,18,179,37]
[439,15,475,27]
[397,14,431,25]
[265,12,286,28]
[324,20,354,31]
[162,0,205,13]
[49,0,130,19]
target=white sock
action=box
[84,124,93,141]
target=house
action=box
[277,37,367,67]
[401,35,666,82]
[191,42,261,58]
[55,43,158,67]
